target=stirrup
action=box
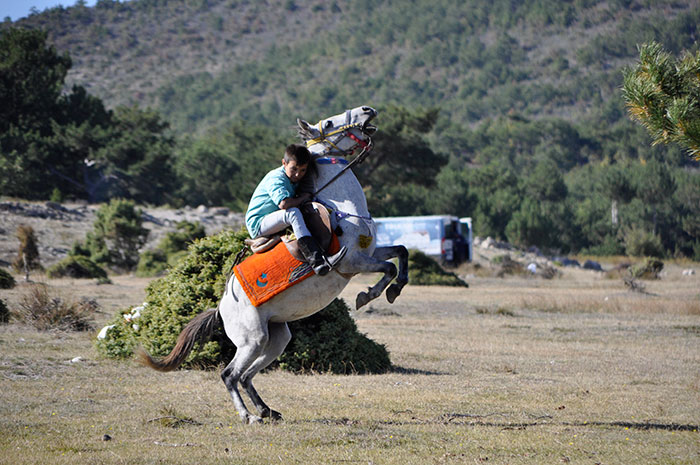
[311,246,347,276]
[324,246,347,269]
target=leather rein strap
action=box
[311,134,373,196]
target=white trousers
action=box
[257,207,311,239]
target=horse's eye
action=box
[325,121,333,129]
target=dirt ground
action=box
[0,261,698,464]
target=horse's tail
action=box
[137,308,220,372]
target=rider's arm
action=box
[278,192,311,209]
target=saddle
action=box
[244,202,335,259]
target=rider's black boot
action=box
[297,236,347,276]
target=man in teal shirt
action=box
[245,144,346,276]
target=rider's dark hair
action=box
[284,144,311,165]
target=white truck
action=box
[373,215,472,265]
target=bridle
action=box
[305,118,374,196]
[304,109,375,156]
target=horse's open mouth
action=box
[363,123,377,136]
[360,106,377,136]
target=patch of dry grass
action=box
[0,266,698,464]
[13,283,98,331]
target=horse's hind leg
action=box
[240,322,291,421]
[219,306,270,424]
[221,340,267,424]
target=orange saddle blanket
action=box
[234,236,339,307]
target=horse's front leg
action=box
[337,251,397,309]
[372,246,409,303]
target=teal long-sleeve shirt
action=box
[245,166,298,238]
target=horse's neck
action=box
[313,163,369,218]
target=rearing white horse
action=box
[140,106,408,424]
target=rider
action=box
[245,143,347,276]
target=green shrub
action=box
[624,227,664,258]
[167,250,189,267]
[46,256,108,279]
[135,250,169,277]
[281,298,391,374]
[0,268,16,289]
[96,315,139,359]
[97,228,392,373]
[0,299,9,324]
[97,228,247,365]
[49,188,64,203]
[493,254,526,277]
[159,221,206,256]
[582,234,625,256]
[136,221,206,277]
[80,199,148,270]
[407,250,468,286]
[15,284,98,331]
[628,258,664,279]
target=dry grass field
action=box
[1,263,699,464]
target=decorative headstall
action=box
[304,112,376,196]
[304,109,375,158]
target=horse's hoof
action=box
[386,284,401,303]
[247,415,264,425]
[262,409,283,421]
[356,292,370,309]
[240,413,263,425]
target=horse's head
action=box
[297,106,377,156]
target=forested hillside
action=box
[7,0,699,131]
[1,0,699,258]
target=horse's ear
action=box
[297,118,311,131]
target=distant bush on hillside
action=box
[624,228,665,258]
[136,221,206,277]
[492,254,526,277]
[0,299,9,324]
[73,199,148,271]
[408,250,468,287]
[0,268,16,289]
[46,256,107,280]
[629,258,664,280]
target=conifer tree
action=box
[623,42,700,160]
